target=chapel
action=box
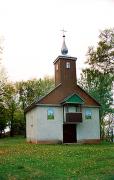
[25,33,100,144]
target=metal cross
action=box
[61,28,67,36]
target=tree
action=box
[79,28,114,139]
[0,35,8,136]
[0,34,54,137]
[3,83,18,137]
[0,103,7,137]
[86,28,114,73]
[16,77,54,109]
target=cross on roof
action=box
[61,29,67,36]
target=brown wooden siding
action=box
[66,113,82,123]
[54,59,61,86]
[54,57,76,87]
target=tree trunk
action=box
[100,119,105,140]
[0,130,2,138]
[10,122,14,137]
[24,111,26,138]
[10,112,14,137]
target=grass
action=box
[0,137,114,179]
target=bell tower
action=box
[53,32,77,87]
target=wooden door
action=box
[63,124,77,143]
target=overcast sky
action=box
[0,0,114,81]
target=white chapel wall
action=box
[37,106,63,142]
[26,107,38,143]
[77,107,100,141]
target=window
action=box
[56,64,58,71]
[47,108,54,120]
[68,106,76,113]
[66,62,70,69]
[66,106,81,113]
[76,106,81,112]
[85,108,92,120]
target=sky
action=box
[0,0,114,82]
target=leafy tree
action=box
[0,37,6,96]
[0,35,8,136]
[86,28,114,73]
[16,77,54,109]
[3,83,18,137]
[0,104,7,137]
[79,28,114,139]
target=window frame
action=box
[85,108,92,120]
[56,64,58,71]
[47,108,54,120]
[66,62,70,69]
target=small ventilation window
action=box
[56,64,58,71]
[66,62,70,69]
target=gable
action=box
[61,93,84,104]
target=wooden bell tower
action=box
[53,31,77,87]
[53,56,77,87]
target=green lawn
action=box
[0,137,114,180]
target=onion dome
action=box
[61,34,68,55]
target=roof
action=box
[25,83,62,113]
[77,85,101,107]
[25,83,100,113]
